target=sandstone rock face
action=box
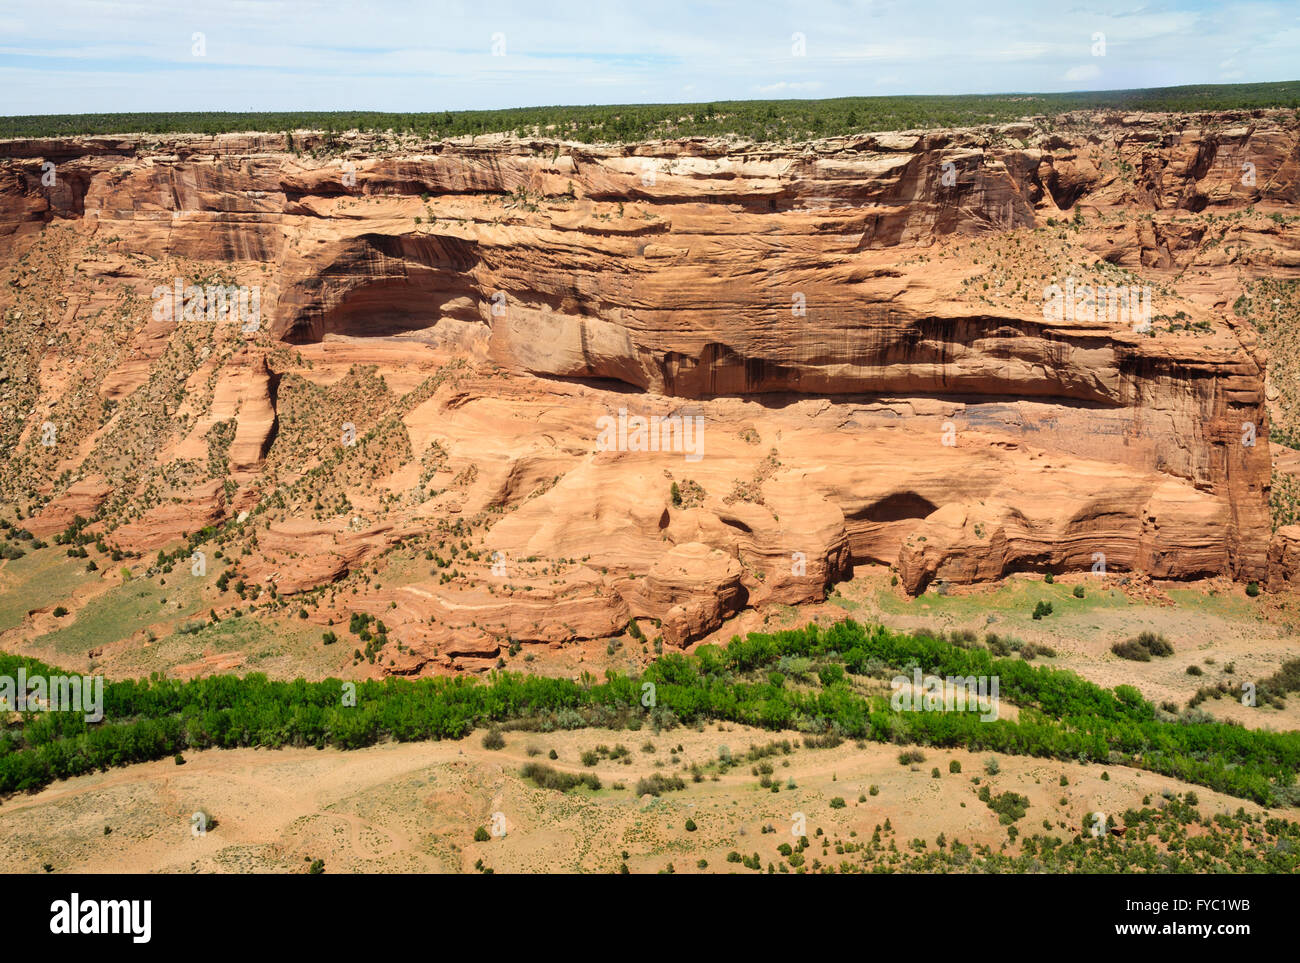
[1267,526,1300,593]
[1,111,1297,666]
[638,542,747,647]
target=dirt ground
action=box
[700,567,1300,732]
[4,550,1297,738]
[0,723,1283,874]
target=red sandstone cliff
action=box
[1,110,1296,659]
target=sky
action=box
[1,0,1297,115]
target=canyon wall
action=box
[1,110,1297,659]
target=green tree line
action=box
[2,619,1297,806]
[3,82,1299,144]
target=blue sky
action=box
[1,0,1297,114]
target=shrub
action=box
[474,826,491,842]
[897,749,926,766]
[1112,632,1173,661]
[1073,585,1085,598]
[802,731,843,749]
[978,784,1029,824]
[1136,632,1174,657]
[684,818,697,831]
[818,664,845,687]
[635,773,686,796]
[984,756,1001,776]
[520,762,601,792]
[1032,600,1053,620]
[1246,581,1260,597]
[949,760,962,773]
[482,729,505,750]
[830,797,847,808]
[1111,639,1151,662]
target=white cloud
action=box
[0,1,1295,113]
[754,80,825,93]
[1063,63,1102,83]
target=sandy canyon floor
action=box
[0,722,1282,875]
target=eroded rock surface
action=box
[2,110,1297,667]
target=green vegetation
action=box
[1,619,1298,806]
[1255,659,1300,709]
[3,82,1298,142]
[979,785,1030,824]
[0,540,96,633]
[1111,632,1175,662]
[520,762,601,793]
[635,773,686,797]
[799,795,1299,873]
